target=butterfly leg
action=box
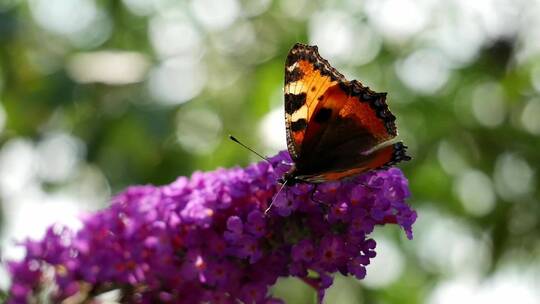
[358,181,378,192]
[309,184,326,205]
[265,181,289,214]
[309,185,331,216]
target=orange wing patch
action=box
[304,81,397,149]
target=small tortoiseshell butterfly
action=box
[280,43,410,186]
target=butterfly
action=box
[280,43,410,186]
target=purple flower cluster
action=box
[7,151,416,303]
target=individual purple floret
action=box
[7,151,416,304]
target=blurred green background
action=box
[0,0,539,303]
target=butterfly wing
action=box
[284,43,346,161]
[283,45,410,181]
[296,142,410,183]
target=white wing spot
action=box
[286,62,299,72]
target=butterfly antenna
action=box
[229,135,271,163]
[265,179,287,214]
[228,134,288,214]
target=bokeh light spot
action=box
[67,51,150,85]
[493,153,534,201]
[437,140,469,176]
[325,275,363,304]
[278,0,309,20]
[471,82,506,128]
[176,108,222,155]
[428,265,540,304]
[258,106,286,154]
[122,0,156,16]
[396,49,451,94]
[362,236,404,288]
[365,0,428,42]
[213,21,257,56]
[190,0,240,31]
[0,139,37,199]
[30,0,98,35]
[29,0,111,48]
[531,63,540,93]
[428,15,484,67]
[415,208,491,276]
[36,132,84,183]
[149,13,203,60]
[454,169,496,217]
[309,11,382,66]
[521,98,540,135]
[148,57,207,105]
[238,0,271,17]
[308,10,354,62]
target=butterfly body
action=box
[281,43,410,185]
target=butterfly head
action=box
[278,165,303,186]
